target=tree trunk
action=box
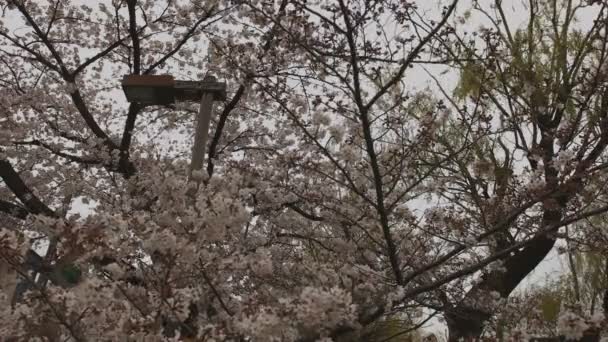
[446,207,562,341]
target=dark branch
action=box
[0,159,57,218]
[0,199,29,219]
[126,0,141,74]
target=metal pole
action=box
[189,76,216,180]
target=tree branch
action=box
[0,199,28,219]
[0,159,57,218]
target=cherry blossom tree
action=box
[1,0,608,341]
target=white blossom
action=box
[557,309,589,340]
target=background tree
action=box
[428,0,608,339]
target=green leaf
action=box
[539,291,561,322]
[59,264,82,285]
[454,61,484,99]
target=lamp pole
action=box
[121,74,226,182]
[189,75,217,180]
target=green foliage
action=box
[539,289,562,322]
[569,249,608,312]
[453,61,485,99]
[51,263,82,286]
[348,316,425,342]
[60,264,82,284]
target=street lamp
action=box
[122,74,226,179]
